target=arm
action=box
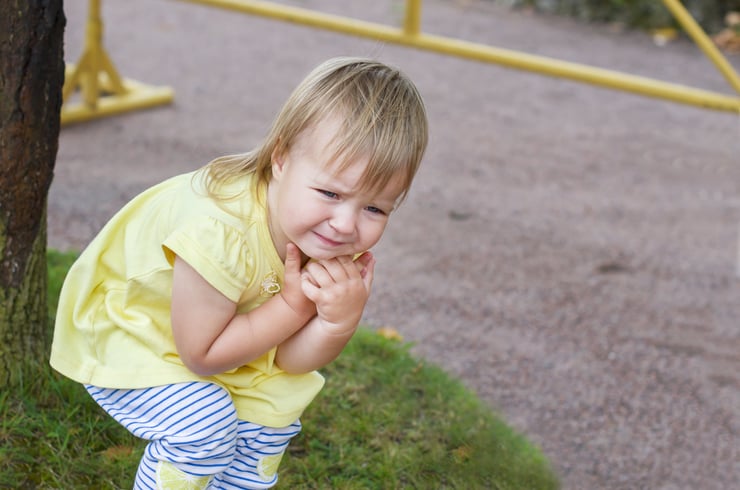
[171,243,316,376]
[275,252,375,374]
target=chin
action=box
[295,236,363,261]
[305,251,343,261]
[300,246,354,261]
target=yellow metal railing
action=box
[662,0,740,94]
[62,0,740,124]
[176,0,740,112]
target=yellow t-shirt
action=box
[50,170,324,427]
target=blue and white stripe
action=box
[85,382,301,489]
[213,420,302,489]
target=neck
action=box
[265,180,285,262]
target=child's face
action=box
[268,117,406,262]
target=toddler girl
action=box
[50,57,427,489]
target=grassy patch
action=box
[0,250,559,489]
[283,331,559,489]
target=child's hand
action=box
[279,243,316,318]
[300,252,375,334]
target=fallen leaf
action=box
[651,27,678,47]
[452,445,472,462]
[377,326,404,341]
[100,445,136,460]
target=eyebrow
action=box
[316,172,399,206]
[313,165,358,194]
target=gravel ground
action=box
[52,1,740,488]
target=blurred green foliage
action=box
[503,0,740,33]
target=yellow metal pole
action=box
[415,32,740,112]
[178,0,404,38]
[661,0,740,95]
[62,0,174,124]
[403,0,421,36]
[177,0,740,113]
[83,0,102,106]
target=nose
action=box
[328,205,357,235]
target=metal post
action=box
[663,0,740,94]
[661,0,740,95]
[403,0,421,36]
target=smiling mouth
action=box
[313,231,344,247]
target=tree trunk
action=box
[0,1,66,387]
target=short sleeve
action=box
[162,217,254,303]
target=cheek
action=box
[281,185,310,214]
[284,195,325,227]
[361,220,389,247]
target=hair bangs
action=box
[324,78,427,201]
[203,57,427,206]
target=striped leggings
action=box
[85,382,301,489]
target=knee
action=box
[179,409,239,457]
[152,385,240,466]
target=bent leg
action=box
[86,382,238,489]
[211,420,302,490]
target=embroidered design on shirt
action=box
[260,271,281,297]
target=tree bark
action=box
[0,1,66,387]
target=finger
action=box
[304,261,334,287]
[318,255,355,282]
[360,253,376,289]
[301,270,319,288]
[354,251,373,278]
[300,273,321,301]
[284,243,302,276]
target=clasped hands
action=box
[280,243,374,334]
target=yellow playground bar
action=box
[62,0,740,124]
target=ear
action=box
[271,144,287,180]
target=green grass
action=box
[0,250,559,489]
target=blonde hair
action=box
[201,57,428,202]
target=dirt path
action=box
[53,1,740,488]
